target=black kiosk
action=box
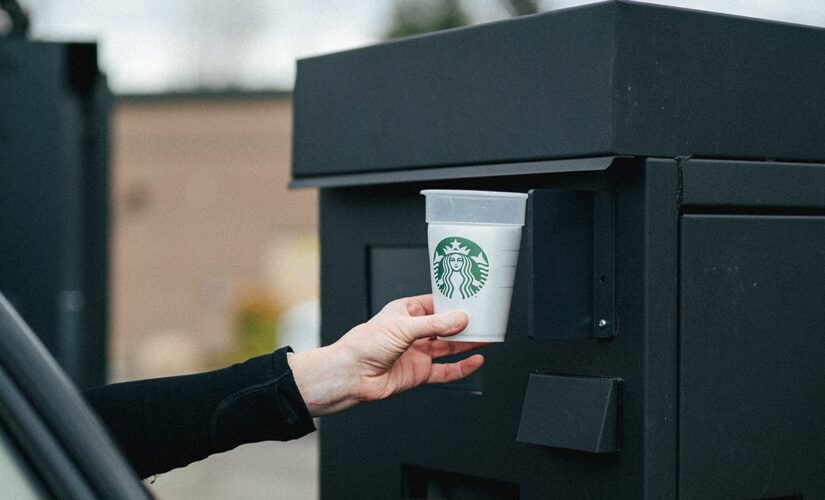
[291,2,825,498]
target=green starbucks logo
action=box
[433,237,489,299]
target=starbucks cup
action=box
[422,189,528,342]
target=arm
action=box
[85,294,485,478]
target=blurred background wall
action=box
[108,93,323,497]
[111,92,318,381]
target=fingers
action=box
[428,340,491,359]
[427,354,485,384]
[397,311,468,342]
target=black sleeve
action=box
[83,346,316,479]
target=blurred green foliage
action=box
[501,0,541,16]
[228,291,280,364]
[385,0,469,39]
[384,0,543,40]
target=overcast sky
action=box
[19,0,825,94]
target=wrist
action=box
[287,343,360,417]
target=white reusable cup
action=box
[422,189,528,342]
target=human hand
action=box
[287,294,489,417]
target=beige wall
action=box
[110,96,318,380]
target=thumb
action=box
[396,311,468,342]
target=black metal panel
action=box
[640,159,680,499]
[0,41,68,360]
[293,1,825,178]
[516,373,621,453]
[0,41,109,388]
[681,159,825,210]
[294,2,616,176]
[613,3,825,162]
[680,215,825,499]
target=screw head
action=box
[598,319,608,328]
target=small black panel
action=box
[516,373,620,453]
[369,246,431,316]
[527,190,615,339]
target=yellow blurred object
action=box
[228,290,281,364]
[132,329,208,378]
[264,235,319,309]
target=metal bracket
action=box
[593,191,615,338]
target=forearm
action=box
[84,347,315,478]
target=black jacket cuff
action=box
[210,346,317,453]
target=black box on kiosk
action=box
[291,2,825,498]
[0,41,111,388]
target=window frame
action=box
[0,294,149,500]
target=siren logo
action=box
[433,237,489,299]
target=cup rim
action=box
[426,220,524,226]
[420,189,528,199]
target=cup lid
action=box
[421,189,528,225]
[421,189,528,199]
